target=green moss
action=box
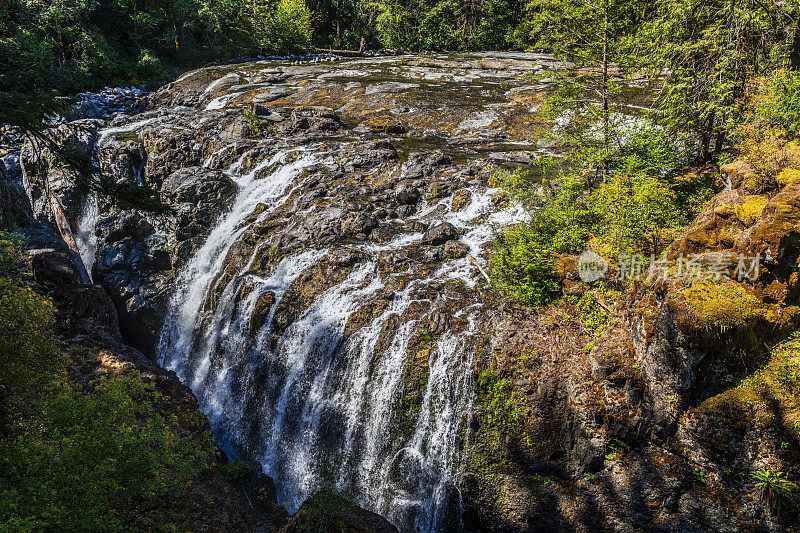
[285,489,354,533]
[697,333,800,435]
[683,280,765,332]
[395,345,431,442]
[476,369,530,439]
[777,167,800,186]
[735,195,769,225]
[220,460,252,483]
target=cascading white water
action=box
[156,140,529,531]
[75,193,99,281]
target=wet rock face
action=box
[1,153,32,229]
[93,211,172,356]
[162,166,237,259]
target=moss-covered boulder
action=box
[282,489,398,533]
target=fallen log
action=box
[316,48,364,57]
[467,254,491,284]
[49,195,91,284]
[317,36,366,57]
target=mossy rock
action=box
[735,195,769,226]
[359,114,406,134]
[682,280,765,332]
[777,167,800,187]
[713,203,736,218]
[696,334,800,438]
[285,489,398,533]
[394,342,432,442]
[452,189,473,211]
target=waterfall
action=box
[157,141,528,532]
[75,194,99,282]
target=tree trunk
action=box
[791,21,800,70]
[602,0,610,182]
[698,112,715,163]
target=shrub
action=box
[591,173,679,256]
[0,374,215,530]
[0,232,23,276]
[697,333,800,431]
[491,225,561,308]
[135,50,168,85]
[220,459,252,482]
[0,279,58,394]
[0,233,57,395]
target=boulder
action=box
[290,106,342,132]
[422,222,459,246]
[451,189,472,211]
[443,239,469,259]
[359,114,406,134]
[282,489,398,533]
[395,182,420,205]
[97,137,147,185]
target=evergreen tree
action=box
[640,0,799,162]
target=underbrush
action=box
[0,232,216,530]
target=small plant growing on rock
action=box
[692,467,709,487]
[417,329,433,345]
[752,468,797,513]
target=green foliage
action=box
[491,224,562,308]
[476,369,529,439]
[639,0,798,162]
[366,0,522,50]
[260,0,314,54]
[135,50,168,85]
[563,290,615,337]
[692,467,709,487]
[0,0,316,106]
[0,373,215,530]
[591,172,678,255]
[491,125,696,308]
[0,232,23,277]
[0,232,215,530]
[287,488,355,533]
[738,71,800,142]
[752,468,797,512]
[0,233,58,396]
[417,328,434,345]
